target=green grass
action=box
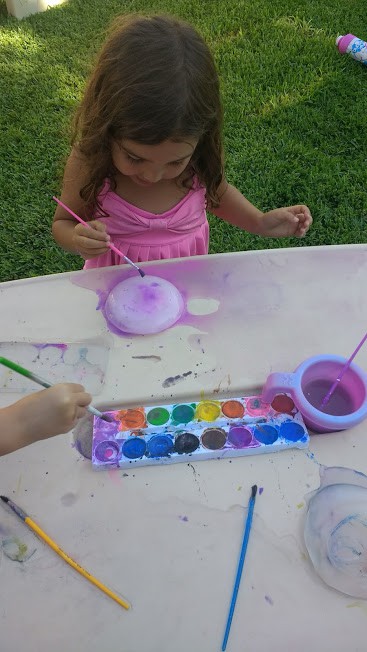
[0,0,366,281]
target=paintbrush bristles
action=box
[100,414,114,423]
[0,496,9,503]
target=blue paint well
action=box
[147,435,174,457]
[253,425,278,445]
[280,421,305,442]
[122,437,147,459]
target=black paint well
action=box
[174,433,200,454]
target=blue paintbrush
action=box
[221,484,258,651]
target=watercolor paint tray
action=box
[92,394,309,469]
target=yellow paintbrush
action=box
[1,496,130,611]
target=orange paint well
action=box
[221,400,245,418]
[117,407,146,431]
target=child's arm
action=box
[52,149,110,259]
[0,383,92,456]
[211,181,312,238]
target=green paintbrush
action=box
[0,356,112,422]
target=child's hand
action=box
[261,205,312,238]
[18,384,91,443]
[0,384,92,455]
[72,221,110,259]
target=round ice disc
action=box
[105,275,184,335]
[304,483,367,598]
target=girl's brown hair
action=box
[73,14,224,211]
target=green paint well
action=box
[147,407,170,426]
[171,404,195,424]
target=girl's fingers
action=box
[75,234,110,250]
[90,220,108,233]
[77,392,93,407]
[74,222,110,242]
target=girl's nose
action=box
[143,167,163,183]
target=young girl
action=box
[0,384,91,456]
[52,14,312,268]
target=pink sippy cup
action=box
[336,34,367,65]
[262,355,367,433]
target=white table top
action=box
[1,245,367,652]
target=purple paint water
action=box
[304,380,354,416]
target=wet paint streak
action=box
[61,493,78,507]
[33,343,68,362]
[162,371,192,388]
[132,355,161,361]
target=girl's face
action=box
[112,138,198,186]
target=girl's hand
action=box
[261,205,312,238]
[21,383,92,442]
[0,384,92,455]
[72,220,110,259]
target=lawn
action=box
[0,0,366,282]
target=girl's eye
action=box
[169,160,185,167]
[126,154,142,164]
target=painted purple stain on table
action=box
[71,255,284,340]
[92,393,309,469]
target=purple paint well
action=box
[228,426,252,448]
[94,440,120,463]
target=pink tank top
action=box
[83,178,209,269]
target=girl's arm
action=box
[0,384,92,456]
[211,180,312,238]
[52,149,110,258]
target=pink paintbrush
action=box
[320,332,367,408]
[53,196,145,278]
